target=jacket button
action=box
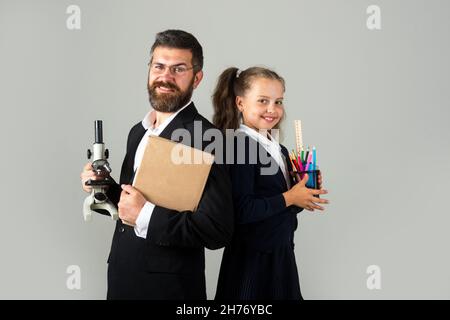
[119,227,125,233]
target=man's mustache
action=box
[149,81,180,92]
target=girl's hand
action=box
[318,171,323,189]
[283,174,329,211]
[290,170,323,189]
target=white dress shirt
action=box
[132,101,191,238]
[237,124,291,189]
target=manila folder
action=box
[133,135,214,212]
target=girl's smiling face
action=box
[236,77,285,131]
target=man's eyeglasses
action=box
[148,62,196,76]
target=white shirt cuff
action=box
[134,201,155,238]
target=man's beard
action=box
[148,79,194,113]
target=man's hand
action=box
[80,162,95,193]
[118,184,147,226]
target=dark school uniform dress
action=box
[215,132,304,300]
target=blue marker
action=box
[312,146,316,171]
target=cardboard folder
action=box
[133,136,214,212]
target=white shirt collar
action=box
[237,124,280,151]
[133,100,191,176]
[141,100,192,133]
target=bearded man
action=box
[80,30,233,300]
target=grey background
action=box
[0,0,449,299]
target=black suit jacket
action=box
[99,102,233,300]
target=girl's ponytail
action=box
[212,67,241,131]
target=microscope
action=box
[83,120,119,222]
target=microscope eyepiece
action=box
[95,120,103,143]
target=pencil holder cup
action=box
[301,169,320,189]
[291,167,320,189]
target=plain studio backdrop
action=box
[0,0,449,299]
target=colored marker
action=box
[296,153,302,171]
[304,147,310,166]
[312,146,316,171]
[304,159,310,172]
[290,158,297,171]
[307,151,312,168]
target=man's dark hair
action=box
[150,29,203,73]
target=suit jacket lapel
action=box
[281,147,294,190]
[158,102,198,140]
[122,102,199,184]
[120,124,145,184]
[259,146,289,192]
[278,158,289,191]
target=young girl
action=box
[212,67,329,300]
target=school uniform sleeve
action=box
[230,136,295,225]
[231,161,288,224]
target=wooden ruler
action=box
[294,120,303,154]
